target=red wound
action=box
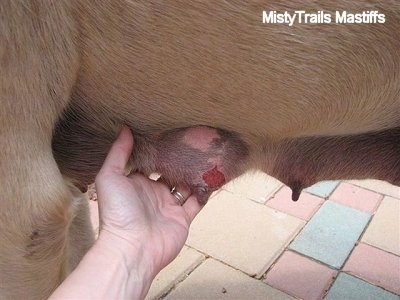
[202,166,226,189]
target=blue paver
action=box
[304,181,339,198]
[289,201,370,268]
[326,273,399,300]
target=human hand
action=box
[95,126,203,278]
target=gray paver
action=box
[290,201,370,268]
[326,273,399,300]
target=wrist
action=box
[50,229,156,300]
[95,230,156,298]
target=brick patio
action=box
[89,171,400,300]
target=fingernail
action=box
[114,124,125,140]
[119,124,128,134]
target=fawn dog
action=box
[1,1,399,298]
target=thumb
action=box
[100,125,134,176]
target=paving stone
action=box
[343,243,400,295]
[223,171,283,203]
[264,251,337,300]
[326,273,399,300]
[266,186,324,220]
[304,181,340,198]
[361,196,400,256]
[186,190,304,277]
[348,179,400,199]
[146,247,204,300]
[166,259,294,300]
[330,182,383,214]
[290,201,370,268]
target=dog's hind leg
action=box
[64,180,95,274]
[0,2,88,299]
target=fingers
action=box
[132,171,204,221]
[167,181,203,221]
[170,183,191,204]
[157,177,191,205]
[182,195,203,222]
[100,125,133,176]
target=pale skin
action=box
[50,126,203,300]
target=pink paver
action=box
[330,182,383,214]
[88,200,99,232]
[264,251,337,300]
[343,243,400,294]
[266,186,324,220]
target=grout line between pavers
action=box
[260,204,315,277]
[263,183,285,204]
[260,248,316,300]
[158,249,207,300]
[158,254,295,300]
[353,197,400,257]
[263,184,285,205]
[267,197,327,222]
[184,245,280,282]
[264,221,307,275]
[344,181,400,199]
[327,181,341,198]
[265,247,339,300]
[222,182,284,205]
[356,241,400,258]
[324,270,400,298]
[187,252,301,300]
[338,223,400,295]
